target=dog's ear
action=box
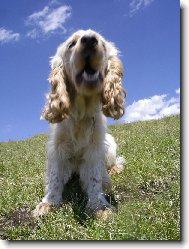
[42,56,71,123]
[102,49,126,119]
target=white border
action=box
[181,1,189,249]
[1,1,188,248]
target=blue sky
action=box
[0,0,180,141]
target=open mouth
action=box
[83,70,99,82]
[76,63,102,86]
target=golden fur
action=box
[33,30,126,218]
[102,56,125,119]
[42,29,126,123]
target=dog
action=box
[33,29,126,219]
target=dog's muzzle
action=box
[80,35,98,57]
[76,34,103,87]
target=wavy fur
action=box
[102,56,126,119]
[33,30,126,219]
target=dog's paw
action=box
[95,208,114,220]
[32,202,52,217]
[108,164,123,175]
[86,203,116,220]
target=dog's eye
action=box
[68,41,76,49]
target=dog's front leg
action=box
[80,146,114,219]
[33,157,72,217]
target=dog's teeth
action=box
[83,71,89,80]
[83,71,99,81]
[93,71,99,79]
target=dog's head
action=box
[43,29,126,123]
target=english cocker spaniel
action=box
[33,29,126,219]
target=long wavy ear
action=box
[42,56,70,123]
[102,55,126,119]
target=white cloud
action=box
[159,103,180,117]
[0,27,20,44]
[129,0,154,15]
[26,3,71,38]
[124,89,180,123]
[26,28,38,39]
[28,6,49,21]
[175,87,180,94]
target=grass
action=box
[0,115,180,240]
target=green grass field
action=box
[0,115,180,240]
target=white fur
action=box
[33,30,125,217]
[41,111,118,210]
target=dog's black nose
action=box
[81,35,98,48]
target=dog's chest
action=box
[74,118,94,140]
[73,118,95,147]
[63,117,95,155]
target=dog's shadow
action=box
[61,174,118,225]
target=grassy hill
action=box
[0,115,180,240]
